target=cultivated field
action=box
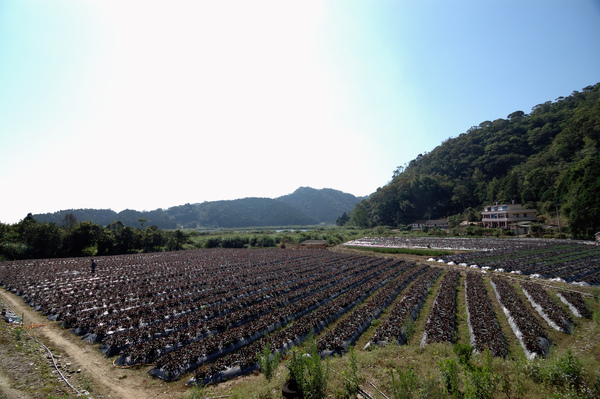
[1,242,599,398]
[345,237,600,286]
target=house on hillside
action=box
[481,202,537,234]
[411,219,448,230]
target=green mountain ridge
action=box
[32,188,366,229]
[349,82,600,239]
[276,186,368,224]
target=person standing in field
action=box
[91,259,96,274]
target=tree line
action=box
[0,212,375,261]
[0,213,189,261]
[344,83,600,239]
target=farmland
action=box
[1,241,599,398]
[345,237,600,286]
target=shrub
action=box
[341,347,359,398]
[13,327,25,341]
[439,358,460,398]
[463,350,498,399]
[499,359,526,399]
[464,367,497,399]
[389,365,418,399]
[545,350,584,393]
[81,244,98,256]
[286,340,329,399]
[257,343,280,382]
[454,343,473,369]
[590,287,600,302]
[186,384,206,399]
[403,318,416,342]
[204,237,222,248]
[221,236,249,248]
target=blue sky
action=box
[1,0,599,224]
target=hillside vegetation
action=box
[350,83,600,239]
[277,187,367,224]
[31,187,364,230]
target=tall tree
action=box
[61,213,79,232]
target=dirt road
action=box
[0,288,190,399]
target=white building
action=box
[481,203,537,232]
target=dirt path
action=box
[1,288,190,399]
[0,369,34,399]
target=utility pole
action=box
[554,203,562,239]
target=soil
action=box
[0,288,191,399]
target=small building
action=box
[459,220,479,227]
[411,219,448,229]
[300,240,328,249]
[481,203,537,232]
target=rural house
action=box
[481,202,537,234]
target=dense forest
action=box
[32,188,364,229]
[347,83,600,239]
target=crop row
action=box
[421,270,460,345]
[368,267,442,346]
[2,246,594,386]
[344,237,600,286]
[117,257,401,368]
[5,250,337,331]
[344,237,564,252]
[464,272,507,357]
[152,260,410,382]
[318,264,428,354]
[557,290,592,319]
[102,254,381,357]
[443,244,600,285]
[189,263,421,385]
[491,276,550,359]
[0,249,402,371]
[520,281,573,333]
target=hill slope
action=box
[32,187,365,229]
[276,187,367,224]
[34,197,320,229]
[353,82,600,238]
[168,198,319,228]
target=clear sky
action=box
[1,0,599,224]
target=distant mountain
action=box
[167,198,319,228]
[32,187,364,229]
[33,208,177,229]
[277,187,367,224]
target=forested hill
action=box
[276,187,367,224]
[350,83,600,239]
[32,188,364,229]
